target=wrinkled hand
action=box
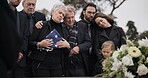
[56,38,70,48]
[37,39,53,48]
[35,21,43,29]
[69,46,79,56]
[17,52,23,62]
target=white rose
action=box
[138,38,148,48]
[137,64,148,76]
[120,45,128,53]
[111,60,122,71]
[122,54,134,66]
[112,50,120,61]
[124,71,135,78]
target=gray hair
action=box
[65,4,76,14]
[50,3,66,15]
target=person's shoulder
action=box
[34,11,46,20]
[113,25,123,29]
[77,20,87,26]
[19,11,25,15]
[19,11,28,18]
[78,19,87,24]
[35,11,45,16]
[113,25,125,33]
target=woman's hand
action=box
[56,38,70,48]
[37,39,53,48]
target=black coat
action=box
[19,11,46,52]
[17,11,46,67]
[62,22,91,76]
[0,0,22,77]
[28,19,69,76]
[28,19,67,66]
[94,25,126,61]
[78,20,97,76]
[94,25,126,50]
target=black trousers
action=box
[24,57,33,77]
[65,69,85,77]
[33,68,63,77]
[12,65,25,78]
[0,57,8,78]
[32,60,63,77]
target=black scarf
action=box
[67,24,78,49]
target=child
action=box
[93,41,115,76]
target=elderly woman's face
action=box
[52,7,65,23]
[95,17,111,28]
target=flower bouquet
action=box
[98,38,148,78]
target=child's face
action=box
[102,47,112,58]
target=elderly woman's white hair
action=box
[50,3,66,15]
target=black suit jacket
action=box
[78,20,98,76]
[17,11,46,67]
[0,0,22,77]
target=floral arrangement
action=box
[99,38,148,78]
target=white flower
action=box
[111,60,122,71]
[122,54,134,66]
[120,45,128,53]
[137,64,148,76]
[128,47,142,57]
[146,57,148,63]
[124,71,135,78]
[122,66,128,72]
[138,38,148,48]
[112,50,120,61]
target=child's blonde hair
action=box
[101,41,115,51]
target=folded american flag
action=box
[46,29,62,48]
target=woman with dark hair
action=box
[93,12,126,65]
[93,12,115,28]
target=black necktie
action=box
[29,16,34,34]
[88,24,91,37]
[88,24,92,54]
[16,11,20,33]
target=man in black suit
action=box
[0,0,22,78]
[8,0,30,78]
[18,0,46,77]
[79,3,98,76]
[20,0,46,36]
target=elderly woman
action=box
[28,4,70,77]
[93,12,126,63]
